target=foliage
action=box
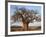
[12,7,39,23]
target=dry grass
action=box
[11,26,41,32]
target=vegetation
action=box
[11,7,41,31]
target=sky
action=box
[10,5,41,26]
[10,5,41,16]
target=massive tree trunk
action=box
[23,21,28,31]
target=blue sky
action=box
[10,5,41,16]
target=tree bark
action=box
[23,22,28,31]
[21,15,28,31]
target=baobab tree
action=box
[11,7,39,31]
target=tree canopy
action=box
[11,7,39,23]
